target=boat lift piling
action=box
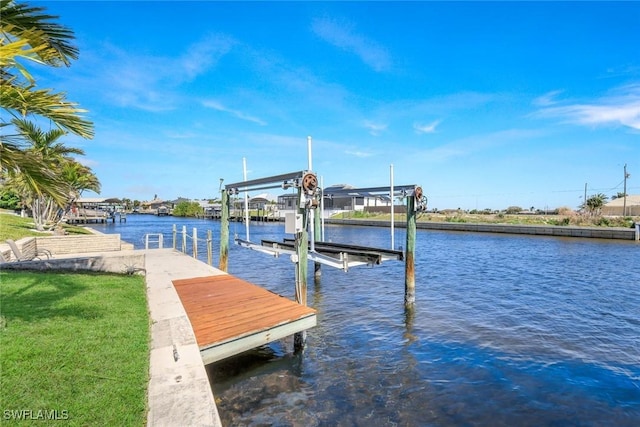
[313,202,322,279]
[318,184,426,306]
[294,180,309,350]
[219,188,230,272]
[405,188,419,305]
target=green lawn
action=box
[0,212,92,241]
[0,271,149,426]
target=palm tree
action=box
[5,118,100,230]
[1,0,94,198]
[585,193,608,217]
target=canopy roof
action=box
[76,197,122,204]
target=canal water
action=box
[89,215,640,426]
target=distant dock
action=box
[65,209,126,224]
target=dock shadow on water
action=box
[92,216,640,426]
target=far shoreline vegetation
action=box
[337,208,637,229]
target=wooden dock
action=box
[65,208,121,224]
[173,275,316,365]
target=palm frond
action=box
[1,141,68,204]
[0,0,78,66]
[1,79,94,138]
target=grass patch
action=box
[0,213,43,240]
[0,212,91,241]
[0,271,149,426]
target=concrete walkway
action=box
[143,249,224,427]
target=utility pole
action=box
[623,164,630,217]
[584,183,587,212]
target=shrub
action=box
[0,189,21,210]
[505,206,523,214]
[172,201,204,217]
[557,206,575,216]
[445,216,467,223]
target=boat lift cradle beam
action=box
[235,238,374,272]
[322,184,421,198]
[224,168,354,271]
[236,236,402,272]
[225,173,422,202]
[224,171,307,193]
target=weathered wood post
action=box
[219,189,230,272]
[404,304,416,343]
[192,227,198,259]
[313,198,322,279]
[294,187,309,352]
[404,192,416,306]
[172,224,177,249]
[181,226,187,253]
[207,229,213,266]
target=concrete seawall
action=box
[1,234,135,262]
[326,219,640,241]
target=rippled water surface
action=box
[91,215,640,426]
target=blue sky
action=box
[32,1,639,210]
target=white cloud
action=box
[202,100,267,126]
[362,120,387,136]
[345,150,373,158]
[414,120,441,134]
[312,17,391,72]
[179,34,235,80]
[532,90,564,107]
[83,35,234,112]
[164,131,199,139]
[534,84,640,131]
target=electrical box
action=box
[285,213,303,234]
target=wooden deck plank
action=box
[172,274,316,363]
[189,304,313,342]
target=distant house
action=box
[323,184,393,212]
[228,193,275,209]
[248,193,277,210]
[601,195,640,216]
[141,198,169,215]
[196,200,221,218]
[276,184,395,218]
[277,193,299,212]
[169,197,191,206]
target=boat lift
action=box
[218,165,426,349]
[220,170,425,271]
